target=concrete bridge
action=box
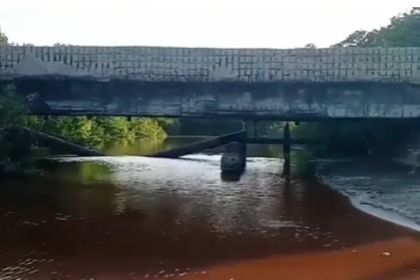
[1,46,420,120]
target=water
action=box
[1,138,420,279]
[321,161,420,231]
[102,137,282,157]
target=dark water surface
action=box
[0,138,419,279]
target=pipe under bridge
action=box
[30,122,303,176]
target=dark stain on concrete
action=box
[2,78,420,120]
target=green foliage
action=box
[0,87,169,176]
[0,84,169,176]
[0,27,8,45]
[304,43,317,49]
[0,86,46,176]
[334,8,420,47]
[26,116,168,149]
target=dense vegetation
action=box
[333,8,420,48]
[0,86,46,175]
[27,116,172,147]
[0,90,172,175]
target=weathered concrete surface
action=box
[221,153,246,173]
[7,78,420,119]
[1,46,420,83]
[2,46,420,119]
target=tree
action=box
[54,43,73,46]
[303,43,317,49]
[0,27,8,45]
[332,30,372,47]
[0,86,46,175]
[333,8,420,47]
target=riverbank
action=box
[178,182,420,280]
[1,156,420,280]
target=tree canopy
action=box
[333,8,420,47]
[0,27,8,45]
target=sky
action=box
[0,1,416,48]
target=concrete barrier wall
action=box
[0,46,419,83]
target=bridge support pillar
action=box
[243,120,257,139]
[220,142,247,173]
[282,122,291,178]
[220,130,247,173]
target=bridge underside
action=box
[5,78,420,120]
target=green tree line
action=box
[26,116,172,147]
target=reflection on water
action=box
[0,140,417,279]
[102,137,283,157]
[0,151,411,280]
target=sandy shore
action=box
[2,179,420,280]
[175,238,420,280]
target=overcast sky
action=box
[0,1,415,48]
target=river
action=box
[1,138,420,280]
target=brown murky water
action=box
[1,139,420,280]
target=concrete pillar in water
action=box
[282,122,291,178]
[220,141,247,173]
